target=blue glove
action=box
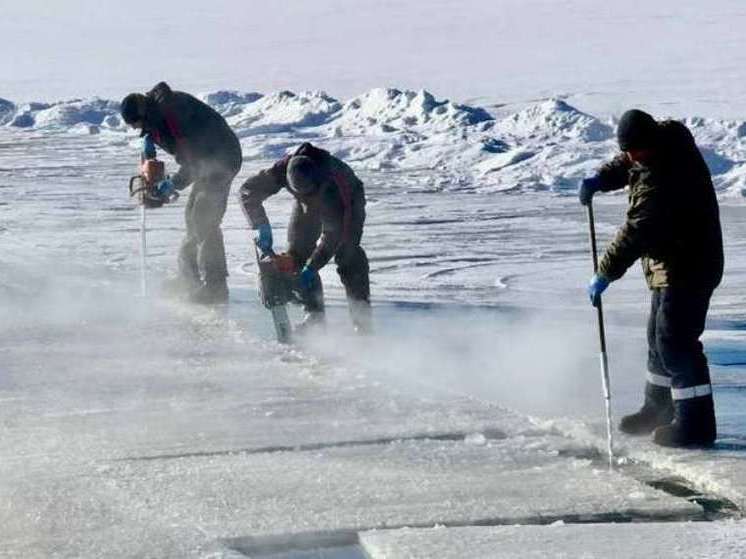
[255,223,273,254]
[142,134,156,159]
[579,176,603,206]
[588,274,610,307]
[299,265,318,292]
[155,178,175,197]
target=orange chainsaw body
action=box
[140,159,165,188]
[271,252,298,275]
[129,157,176,208]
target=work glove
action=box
[155,178,175,197]
[579,176,603,206]
[299,265,319,292]
[587,274,610,307]
[254,223,273,254]
[142,134,156,159]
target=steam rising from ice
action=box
[299,304,607,420]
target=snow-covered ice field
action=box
[3,1,746,557]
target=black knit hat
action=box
[617,109,659,151]
[286,155,322,196]
[120,93,146,125]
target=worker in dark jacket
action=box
[580,109,723,448]
[239,142,371,333]
[120,82,242,304]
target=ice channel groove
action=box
[222,530,362,558]
[222,507,708,557]
[556,446,742,521]
[116,428,509,462]
[646,477,741,520]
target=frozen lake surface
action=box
[2,124,746,557]
[5,1,746,554]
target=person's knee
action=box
[647,348,665,374]
[657,334,697,374]
[337,256,370,301]
[336,245,367,268]
[191,215,220,240]
[191,202,226,238]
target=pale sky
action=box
[2,0,746,118]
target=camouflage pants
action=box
[287,199,370,314]
[178,173,234,284]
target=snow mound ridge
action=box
[199,90,263,119]
[6,98,122,130]
[200,90,263,107]
[227,90,342,136]
[217,87,492,138]
[0,98,15,126]
[33,98,121,129]
[3,88,746,196]
[494,98,614,142]
[335,88,493,133]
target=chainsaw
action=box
[128,155,179,208]
[255,247,303,343]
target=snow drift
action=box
[2,88,746,196]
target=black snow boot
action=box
[619,383,674,436]
[653,395,716,448]
[189,279,229,305]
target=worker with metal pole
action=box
[579,109,723,449]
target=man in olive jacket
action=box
[239,142,371,333]
[121,82,243,304]
[580,109,723,448]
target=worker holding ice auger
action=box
[239,142,372,334]
[120,82,242,304]
[579,109,724,448]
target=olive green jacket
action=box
[595,120,723,290]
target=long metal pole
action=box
[140,204,147,297]
[587,202,614,470]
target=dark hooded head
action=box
[617,109,659,152]
[286,155,323,196]
[120,93,147,127]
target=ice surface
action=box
[2,128,745,557]
[360,521,746,559]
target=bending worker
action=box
[121,81,242,304]
[239,142,372,333]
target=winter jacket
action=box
[239,143,366,270]
[596,120,723,290]
[142,82,242,188]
